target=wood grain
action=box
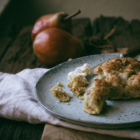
[72,18,92,43]
[0,118,44,140]
[92,16,139,50]
[0,24,22,62]
[0,26,45,74]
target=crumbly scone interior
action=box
[67,64,91,97]
[84,57,140,114]
[84,79,111,114]
[50,86,71,102]
[94,57,140,99]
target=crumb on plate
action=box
[51,86,71,102]
[57,82,63,87]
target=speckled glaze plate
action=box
[36,54,140,129]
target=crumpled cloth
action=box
[0,68,140,139]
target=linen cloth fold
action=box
[0,68,140,139]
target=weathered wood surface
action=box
[0,16,140,140]
[72,18,92,43]
[0,26,45,73]
[0,117,44,140]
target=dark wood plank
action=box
[72,18,93,56]
[19,122,44,140]
[0,26,45,74]
[85,16,117,55]
[0,118,13,140]
[0,25,22,62]
[0,38,12,61]
[72,18,92,43]
[0,117,45,140]
[92,16,116,39]
[0,118,9,139]
[130,19,140,47]
[2,120,17,140]
[11,122,24,140]
[110,17,136,49]
[93,16,139,49]
[90,16,140,55]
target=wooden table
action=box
[0,16,140,140]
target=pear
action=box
[31,10,81,41]
[33,28,85,68]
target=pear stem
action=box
[64,10,81,21]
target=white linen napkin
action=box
[0,68,140,139]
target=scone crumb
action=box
[56,100,60,103]
[79,101,81,103]
[66,103,70,105]
[78,96,84,100]
[57,82,63,87]
[51,86,71,102]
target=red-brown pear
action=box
[31,12,72,41]
[33,28,85,68]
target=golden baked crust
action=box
[84,79,111,114]
[94,57,140,99]
[67,76,89,89]
[67,76,89,96]
[84,57,140,114]
[102,57,140,72]
[50,86,71,102]
[69,87,85,97]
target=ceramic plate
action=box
[36,54,140,129]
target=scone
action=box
[67,63,91,97]
[50,86,71,102]
[84,57,140,114]
[94,57,140,99]
[84,79,111,114]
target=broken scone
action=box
[50,86,71,102]
[94,57,140,99]
[67,63,91,97]
[84,57,140,114]
[84,79,111,114]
